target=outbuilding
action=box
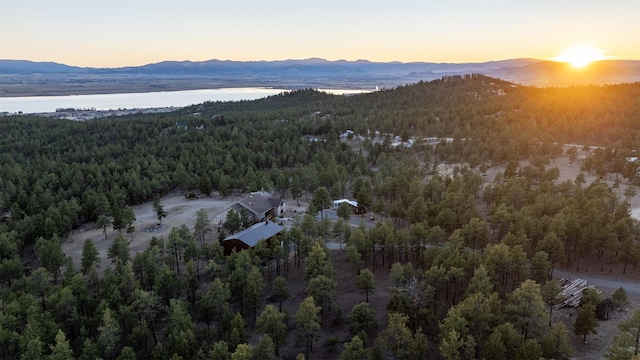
[333,199,358,209]
[222,220,284,255]
[332,198,366,214]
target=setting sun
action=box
[554,45,607,68]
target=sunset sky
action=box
[1,0,638,68]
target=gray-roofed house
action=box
[214,191,287,231]
[222,220,284,255]
[236,191,286,223]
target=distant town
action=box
[0,106,178,120]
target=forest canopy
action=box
[0,75,639,359]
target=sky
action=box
[1,0,638,68]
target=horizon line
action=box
[3,56,639,70]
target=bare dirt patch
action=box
[63,192,314,272]
[64,193,243,271]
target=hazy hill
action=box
[1,58,639,96]
[0,59,87,74]
[488,60,640,86]
[0,57,546,78]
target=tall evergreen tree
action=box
[355,268,375,303]
[295,297,322,359]
[152,196,167,225]
[81,239,100,276]
[271,276,289,312]
[541,279,565,327]
[194,208,212,247]
[256,305,287,356]
[574,302,599,343]
[36,235,65,284]
[312,187,331,220]
[539,322,574,359]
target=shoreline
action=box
[0,82,284,98]
[0,84,375,98]
[0,76,382,98]
[0,87,374,115]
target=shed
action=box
[222,220,284,255]
[333,199,358,209]
[333,198,366,214]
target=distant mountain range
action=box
[1,58,639,96]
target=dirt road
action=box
[554,268,640,301]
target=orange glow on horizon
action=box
[553,46,608,68]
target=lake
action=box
[0,87,369,114]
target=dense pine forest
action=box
[1,74,640,359]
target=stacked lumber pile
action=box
[554,278,595,310]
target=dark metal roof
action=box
[223,221,284,248]
[230,203,248,215]
[238,192,283,218]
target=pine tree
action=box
[376,313,413,359]
[254,335,278,360]
[295,297,321,359]
[153,196,167,225]
[197,278,230,331]
[355,268,375,303]
[81,239,100,275]
[246,266,264,324]
[605,308,640,359]
[231,343,253,360]
[464,264,493,298]
[539,322,574,359]
[304,241,334,282]
[312,187,331,220]
[271,276,289,312]
[307,274,337,321]
[194,208,212,247]
[340,335,368,360]
[541,279,565,327]
[439,329,476,360]
[348,302,378,337]
[507,279,546,339]
[611,287,629,309]
[36,235,65,284]
[574,302,599,343]
[96,214,111,239]
[208,341,231,360]
[256,305,287,356]
[107,234,130,264]
[48,330,74,360]
[97,308,122,360]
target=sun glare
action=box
[554,46,606,68]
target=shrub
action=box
[611,287,628,309]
